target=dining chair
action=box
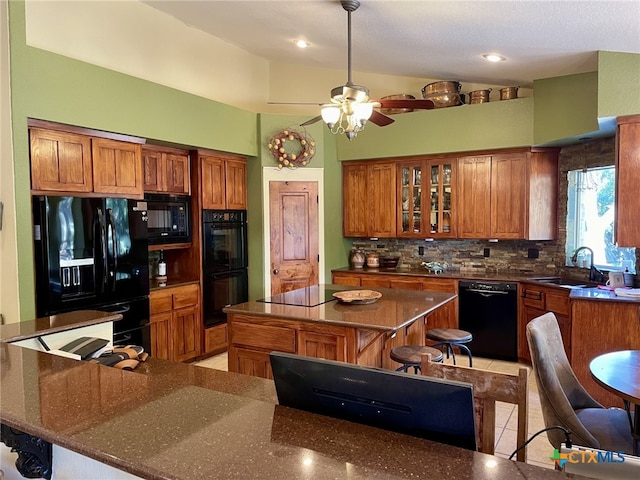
[420,353,529,462]
[526,312,634,453]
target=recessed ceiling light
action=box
[295,39,309,49]
[483,53,506,62]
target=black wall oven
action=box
[202,210,248,326]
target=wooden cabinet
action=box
[571,299,640,407]
[30,128,93,193]
[343,160,396,237]
[30,126,144,198]
[143,146,190,194]
[518,282,571,362]
[200,153,247,210]
[203,323,228,356]
[456,149,558,240]
[91,138,143,196]
[615,114,640,246]
[150,284,201,363]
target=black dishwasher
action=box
[458,281,518,361]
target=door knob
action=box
[273,269,279,275]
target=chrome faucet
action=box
[571,246,606,283]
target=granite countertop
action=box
[570,287,640,302]
[332,266,534,282]
[0,343,585,480]
[0,310,123,343]
[223,284,456,331]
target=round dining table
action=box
[590,350,640,455]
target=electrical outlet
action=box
[528,248,539,259]
[483,248,490,257]
[418,246,424,256]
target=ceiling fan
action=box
[300,0,435,140]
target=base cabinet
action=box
[519,282,571,362]
[150,284,201,363]
[571,299,640,408]
[203,323,228,356]
[227,314,379,378]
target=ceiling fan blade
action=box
[369,110,395,127]
[300,115,322,126]
[267,101,323,106]
[377,99,436,110]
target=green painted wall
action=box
[598,51,640,117]
[336,97,534,160]
[9,2,258,318]
[533,72,599,144]
[8,0,640,318]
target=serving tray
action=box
[332,290,382,305]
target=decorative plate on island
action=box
[332,290,382,304]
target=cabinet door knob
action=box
[273,269,279,275]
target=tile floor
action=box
[194,352,556,470]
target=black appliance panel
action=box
[203,270,248,327]
[33,196,149,317]
[202,210,248,273]
[458,281,518,361]
[144,194,191,245]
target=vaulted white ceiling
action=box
[143,0,640,88]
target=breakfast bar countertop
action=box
[0,310,123,344]
[0,342,587,480]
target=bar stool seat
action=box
[390,345,443,373]
[426,328,473,367]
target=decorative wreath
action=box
[267,128,316,169]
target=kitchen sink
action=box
[526,277,590,288]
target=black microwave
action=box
[144,194,191,245]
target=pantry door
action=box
[269,181,319,295]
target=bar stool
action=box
[390,345,443,373]
[426,328,473,367]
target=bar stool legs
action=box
[425,328,473,367]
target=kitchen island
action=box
[0,341,587,480]
[223,284,457,376]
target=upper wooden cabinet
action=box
[29,125,144,198]
[615,114,640,247]
[30,128,93,193]
[457,148,558,240]
[92,138,143,196]
[343,160,396,238]
[143,146,190,195]
[200,153,247,210]
[397,157,457,238]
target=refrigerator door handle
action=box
[107,208,117,293]
[96,208,108,294]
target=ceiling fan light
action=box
[353,102,374,122]
[321,105,341,127]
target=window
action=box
[566,166,635,272]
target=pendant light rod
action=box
[341,0,360,86]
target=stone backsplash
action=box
[352,137,639,284]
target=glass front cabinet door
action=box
[428,158,457,238]
[397,161,426,237]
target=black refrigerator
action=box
[32,195,151,351]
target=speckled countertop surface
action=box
[333,267,640,303]
[0,343,586,480]
[224,284,456,331]
[0,310,123,343]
